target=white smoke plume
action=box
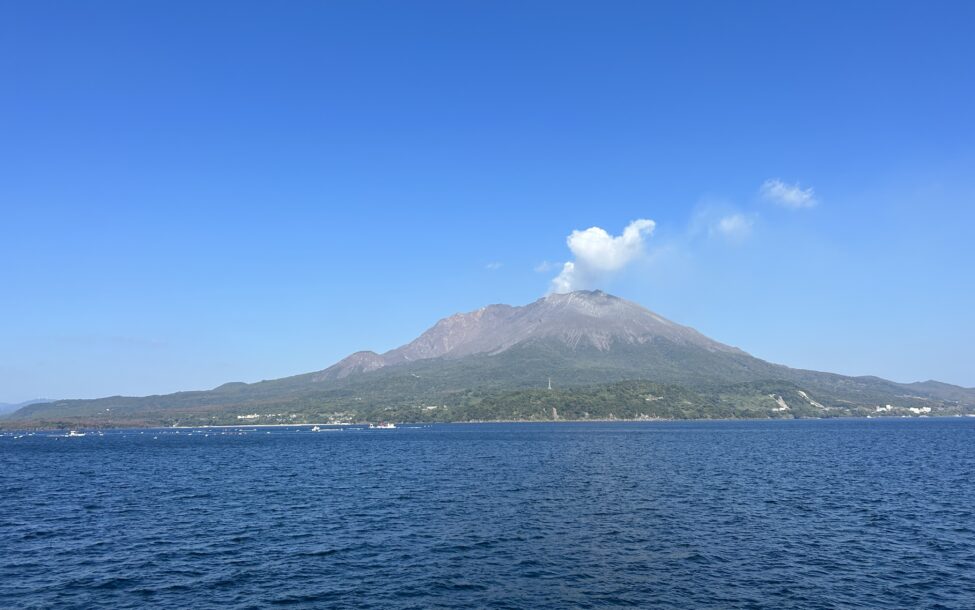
[551,219,655,293]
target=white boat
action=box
[311,426,321,432]
[369,422,396,429]
[66,430,86,437]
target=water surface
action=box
[2,419,974,608]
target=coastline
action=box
[3,413,971,432]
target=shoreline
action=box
[2,414,971,432]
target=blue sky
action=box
[2,1,974,402]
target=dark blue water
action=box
[3,419,975,609]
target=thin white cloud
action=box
[551,219,655,293]
[533,261,556,273]
[710,213,753,243]
[760,178,817,209]
[689,202,754,245]
[484,261,503,271]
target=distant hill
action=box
[0,399,53,417]
[9,291,975,427]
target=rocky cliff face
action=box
[315,290,743,381]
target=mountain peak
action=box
[312,350,385,381]
[544,289,614,302]
[539,289,631,317]
[316,291,742,381]
[548,288,609,297]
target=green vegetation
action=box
[5,338,972,428]
[5,377,970,429]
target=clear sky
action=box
[2,1,974,402]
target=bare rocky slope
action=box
[316,290,742,380]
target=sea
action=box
[2,419,974,609]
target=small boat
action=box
[66,430,86,437]
[311,426,321,432]
[369,422,396,429]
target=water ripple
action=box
[2,419,974,608]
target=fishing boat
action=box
[369,422,396,429]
